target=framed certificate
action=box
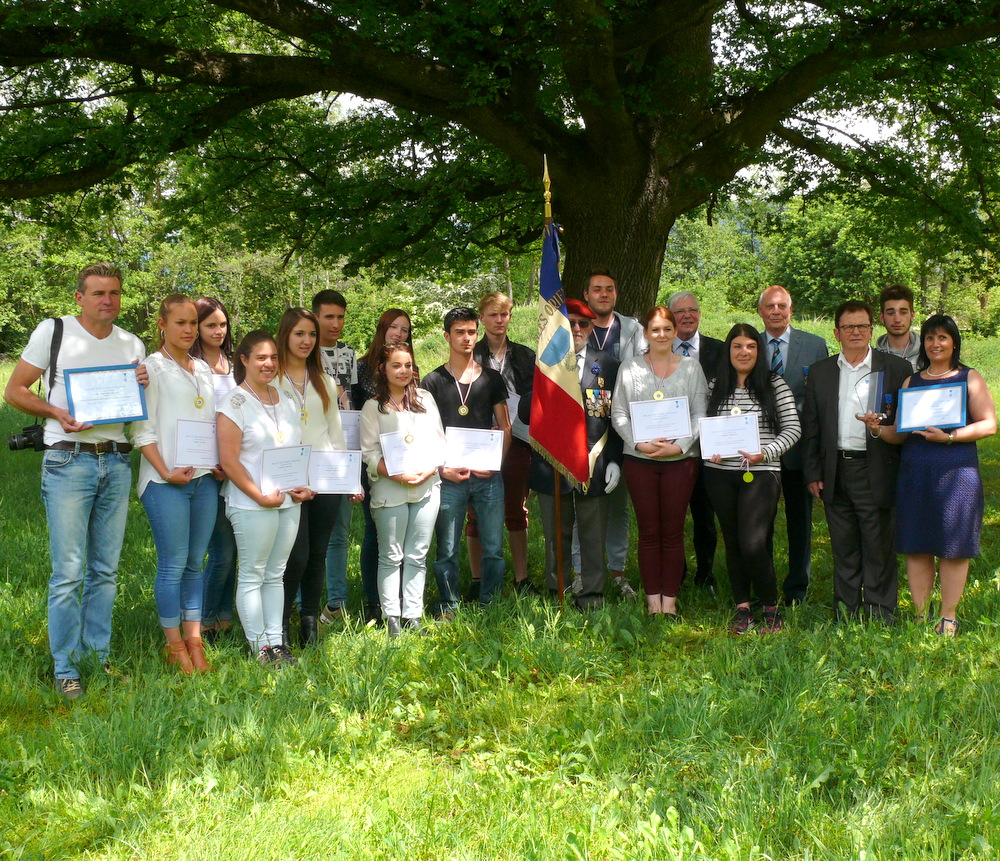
[444,427,504,471]
[629,396,692,444]
[699,413,761,460]
[173,419,219,469]
[309,450,363,494]
[260,444,311,494]
[339,410,362,450]
[64,364,147,425]
[897,382,967,433]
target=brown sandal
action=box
[184,637,214,673]
[163,640,195,674]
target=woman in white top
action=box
[132,295,219,673]
[190,297,238,641]
[612,306,708,618]
[217,330,313,667]
[275,308,352,648]
[360,343,445,637]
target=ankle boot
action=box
[184,637,214,673]
[299,615,318,648]
[386,616,401,639]
[163,640,195,674]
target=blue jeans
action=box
[41,448,132,679]
[371,487,440,619]
[434,474,505,611]
[324,497,355,610]
[141,475,218,628]
[201,491,237,625]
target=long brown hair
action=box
[233,331,276,386]
[190,297,233,361]
[362,308,414,368]
[276,308,331,413]
[374,343,425,414]
[154,294,197,349]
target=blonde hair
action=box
[478,291,512,315]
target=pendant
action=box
[653,391,664,401]
[404,433,414,444]
[458,405,469,416]
[276,431,286,444]
[300,409,308,422]
[742,472,754,484]
[195,396,205,409]
[730,407,742,416]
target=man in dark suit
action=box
[802,300,913,622]
[669,290,724,595]
[521,299,623,609]
[758,285,829,603]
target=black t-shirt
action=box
[589,318,621,360]
[422,363,508,429]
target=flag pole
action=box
[543,155,566,607]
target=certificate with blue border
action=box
[64,364,148,425]
[897,382,967,433]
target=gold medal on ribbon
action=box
[653,391,664,401]
[194,396,205,409]
[458,405,469,416]
[300,409,308,422]
[276,431,286,444]
[742,472,754,484]
[730,407,742,416]
[405,433,414,444]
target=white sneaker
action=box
[612,576,638,600]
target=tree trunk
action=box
[556,171,679,316]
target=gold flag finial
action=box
[543,155,552,224]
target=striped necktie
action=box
[770,338,784,375]
[680,341,691,357]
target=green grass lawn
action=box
[2,320,1000,860]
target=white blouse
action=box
[277,372,346,453]
[360,388,445,509]
[132,352,216,497]
[217,385,301,510]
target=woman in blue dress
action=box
[867,314,996,635]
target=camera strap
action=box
[39,317,64,400]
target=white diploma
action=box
[260,444,311,494]
[629,396,692,444]
[213,375,236,399]
[506,393,521,424]
[444,427,504,471]
[339,410,362,450]
[64,364,147,425]
[309,450,362,494]
[380,430,445,475]
[699,413,761,460]
[173,420,218,469]
[897,382,967,433]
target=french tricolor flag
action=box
[528,223,589,488]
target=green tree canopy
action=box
[3,1,1000,313]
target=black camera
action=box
[8,424,46,452]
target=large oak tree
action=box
[2,1,1000,312]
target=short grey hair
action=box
[758,284,792,310]
[667,291,699,311]
[77,262,123,293]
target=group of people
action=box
[5,264,995,701]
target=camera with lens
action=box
[8,424,47,452]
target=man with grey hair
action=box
[668,290,724,595]
[5,263,146,700]
[758,284,828,604]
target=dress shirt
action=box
[764,327,791,369]
[836,348,873,451]
[673,331,701,360]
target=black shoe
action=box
[56,677,85,701]
[463,580,481,603]
[386,616,402,639]
[281,624,291,648]
[363,602,384,627]
[730,607,755,635]
[299,615,318,648]
[402,618,429,635]
[271,644,298,667]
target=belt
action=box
[838,449,866,460]
[47,441,132,454]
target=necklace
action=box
[285,370,309,421]
[448,362,478,416]
[160,347,204,408]
[241,381,285,443]
[389,393,415,443]
[925,367,955,378]
[592,317,616,352]
[645,353,675,400]
[489,340,508,379]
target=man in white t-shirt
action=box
[4,263,145,700]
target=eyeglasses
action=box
[838,324,872,334]
[673,307,700,315]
